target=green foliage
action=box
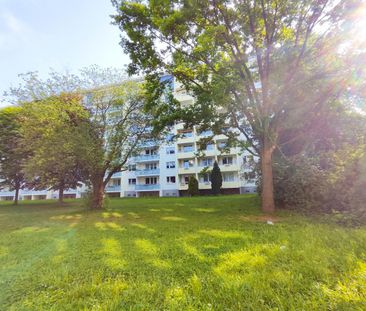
[6,66,154,209]
[21,94,89,200]
[0,107,28,204]
[274,148,366,225]
[188,176,199,196]
[113,0,366,211]
[273,106,366,224]
[1,195,366,309]
[210,161,222,195]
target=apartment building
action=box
[119,124,256,198]
[0,76,257,201]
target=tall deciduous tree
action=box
[5,66,153,209]
[113,0,366,212]
[78,75,153,209]
[21,94,88,203]
[0,107,27,205]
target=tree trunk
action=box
[261,138,275,213]
[91,176,105,209]
[14,187,19,205]
[58,185,64,203]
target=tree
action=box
[78,75,153,209]
[21,94,88,203]
[5,66,153,209]
[113,0,366,212]
[188,176,199,196]
[0,107,27,205]
[211,161,222,195]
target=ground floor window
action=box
[167,176,176,183]
[223,172,236,182]
[199,173,211,183]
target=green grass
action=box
[0,195,365,310]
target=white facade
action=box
[0,76,257,201]
[119,123,257,198]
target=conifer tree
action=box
[211,161,222,195]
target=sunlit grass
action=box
[0,195,365,310]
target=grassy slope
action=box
[0,195,365,310]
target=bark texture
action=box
[91,176,105,209]
[261,138,275,213]
[14,187,19,205]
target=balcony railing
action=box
[178,149,195,153]
[134,154,159,162]
[0,191,15,196]
[180,166,194,170]
[20,190,48,195]
[135,184,160,191]
[139,140,159,148]
[64,189,78,194]
[135,169,160,176]
[105,185,121,192]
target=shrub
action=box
[188,176,199,196]
[273,147,366,224]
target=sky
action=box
[0,0,130,107]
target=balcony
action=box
[20,189,48,195]
[179,182,189,190]
[220,163,239,172]
[135,169,160,176]
[64,189,78,194]
[0,191,15,196]
[135,184,160,191]
[139,140,159,148]
[199,182,212,190]
[134,154,159,162]
[178,166,196,175]
[222,181,241,188]
[177,151,196,159]
[105,185,121,192]
[198,130,213,137]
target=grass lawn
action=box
[0,195,366,310]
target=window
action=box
[184,176,190,184]
[223,173,235,182]
[166,147,175,154]
[199,130,213,137]
[222,156,233,165]
[145,177,157,184]
[145,148,158,155]
[201,158,213,167]
[183,159,194,168]
[243,155,254,163]
[166,161,176,169]
[199,142,214,151]
[217,141,227,149]
[167,176,176,183]
[128,164,136,171]
[200,173,211,183]
[145,163,157,170]
[182,145,194,152]
[245,172,256,181]
[166,134,174,142]
[128,178,136,185]
[181,131,193,138]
